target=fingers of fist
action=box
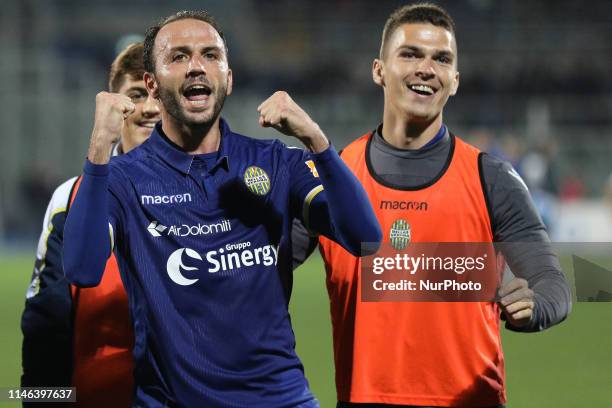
[498,278,535,326]
[96,91,135,118]
[257,91,293,128]
[91,91,135,152]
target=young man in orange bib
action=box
[293,3,571,407]
[21,42,159,407]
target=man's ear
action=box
[372,59,384,87]
[144,72,159,99]
[450,71,460,96]
[226,68,233,96]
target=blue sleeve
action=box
[289,145,381,256]
[63,160,122,287]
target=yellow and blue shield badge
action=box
[243,166,271,196]
[389,218,411,250]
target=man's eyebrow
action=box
[434,50,454,59]
[397,45,454,54]
[397,45,422,52]
[201,45,223,53]
[167,45,223,55]
[168,45,192,54]
[125,86,147,93]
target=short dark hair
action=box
[380,3,455,58]
[143,10,228,73]
[108,42,145,92]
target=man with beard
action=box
[21,42,159,407]
[63,10,381,408]
[292,3,571,407]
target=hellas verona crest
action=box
[244,166,271,195]
[390,218,411,250]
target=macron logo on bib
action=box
[141,193,192,205]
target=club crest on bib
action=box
[244,166,271,195]
[390,218,411,250]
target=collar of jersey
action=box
[376,123,448,152]
[149,119,231,175]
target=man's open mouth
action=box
[408,84,435,96]
[183,84,212,102]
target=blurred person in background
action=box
[21,42,159,407]
[519,140,561,232]
[293,3,571,407]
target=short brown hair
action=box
[108,42,145,92]
[143,10,227,74]
[380,3,455,58]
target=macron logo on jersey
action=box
[141,193,192,205]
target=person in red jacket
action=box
[21,42,160,407]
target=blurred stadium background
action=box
[0,0,611,406]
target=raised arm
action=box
[258,91,381,256]
[63,92,134,287]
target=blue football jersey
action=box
[105,119,323,407]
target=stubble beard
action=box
[158,81,227,130]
